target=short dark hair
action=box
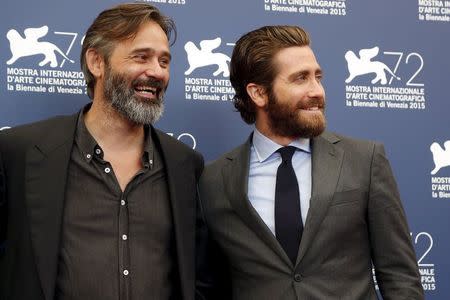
[230,25,310,124]
[81,3,176,99]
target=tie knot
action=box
[277,146,296,162]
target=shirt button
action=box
[95,148,102,155]
[123,270,129,276]
[104,167,111,173]
[86,154,91,159]
[121,200,126,206]
[294,273,302,282]
[122,234,128,240]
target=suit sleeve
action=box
[368,143,424,299]
[0,149,7,256]
[195,165,232,300]
[195,197,232,300]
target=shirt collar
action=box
[252,128,311,163]
[75,104,98,162]
[142,126,153,169]
[75,104,154,167]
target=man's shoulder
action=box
[152,127,204,172]
[153,127,200,157]
[0,114,78,150]
[320,131,379,150]
[204,141,248,174]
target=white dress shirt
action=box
[248,129,312,235]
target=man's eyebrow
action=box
[288,68,323,80]
[287,70,309,80]
[129,47,172,60]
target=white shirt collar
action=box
[252,128,311,162]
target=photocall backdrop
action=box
[1,0,449,298]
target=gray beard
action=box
[103,68,165,125]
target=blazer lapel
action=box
[223,136,292,267]
[25,114,78,300]
[154,129,196,299]
[297,132,344,264]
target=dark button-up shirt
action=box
[55,108,176,300]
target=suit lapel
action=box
[154,129,195,299]
[223,137,292,267]
[25,114,78,300]
[297,132,344,263]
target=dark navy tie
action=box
[275,146,303,265]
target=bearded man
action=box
[0,3,203,300]
[197,25,423,300]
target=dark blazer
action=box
[198,132,423,300]
[0,112,204,300]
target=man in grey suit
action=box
[197,26,423,299]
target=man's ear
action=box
[246,83,268,108]
[85,48,105,79]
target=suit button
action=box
[294,274,302,282]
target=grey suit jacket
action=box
[198,131,423,300]
[0,112,204,300]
